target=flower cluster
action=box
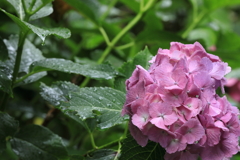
[122,42,240,160]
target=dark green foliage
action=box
[0,112,18,153]
[1,0,240,159]
[120,134,165,160]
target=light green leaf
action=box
[216,31,240,51]
[10,124,68,160]
[0,112,19,153]
[0,8,71,42]
[85,149,118,160]
[119,0,139,13]
[114,47,152,92]
[187,27,217,48]
[30,58,118,80]
[203,0,240,11]
[119,134,165,160]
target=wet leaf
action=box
[10,124,68,160]
[40,82,127,129]
[0,35,47,89]
[30,58,118,80]
[0,8,71,42]
[85,149,118,160]
[40,81,97,131]
[0,35,17,95]
[6,0,53,21]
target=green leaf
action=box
[63,87,127,129]
[143,10,163,31]
[0,35,46,88]
[211,50,240,69]
[136,30,188,54]
[114,47,152,92]
[85,149,118,160]
[0,112,19,153]
[82,33,104,49]
[40,82,97,131]
[29,3,53,21]
[119,134,165,160]
[10,124,68,160]
[0,8,71,42]
[5,0,25,20]
[16,38,46,85]
[187,27,217,48]
[0,35,18,95]
[6,0,53,21]
[40,81,80,106]
[0,37,8,61]
[64,0,100,25]
[30,58,118,80]
[119,0,139,13]
[203,0,240,11]
[217,31,240,51]
[40,82,127,129]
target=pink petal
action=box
[206,127,221,146]
[129,121,148,147]
[177,119,205,144]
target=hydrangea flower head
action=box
[122,42,240,160]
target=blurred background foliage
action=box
[1,0,240,159]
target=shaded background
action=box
[1,0,240,159]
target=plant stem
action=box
[99,27,111,46]
[0,31,27,111]
[86,139,119,154]
[84,121,98,149]
[115,41,134,50]
[181,10,206,39]
[12,32,27,85]
[80,0,154,88]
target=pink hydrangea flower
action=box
[122,42,240,160]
